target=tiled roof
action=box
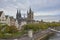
[0,11,3,17]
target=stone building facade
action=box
[27,8,34,23]
[0,11,6,24]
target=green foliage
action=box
[24,23,40,31]
[0,22,60,38]
[0,24,21,38]
[47,22,60,28]
[6,26,18,33]
[23,22,60,31]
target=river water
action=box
[49,33,60,40]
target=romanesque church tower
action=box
[27,8,34,23]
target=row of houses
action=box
[0,8,35,30]
[0,11,19,29]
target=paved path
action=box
[0,29,51,40]
[48,28,60,33]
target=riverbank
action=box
[36,32,55,40]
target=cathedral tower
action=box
[16,9,22,25]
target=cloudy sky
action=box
[0,0,60,21]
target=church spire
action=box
[30,8,31,11]
[29,7,33,14]
[18,9,21,13]
[19,9,21,17]
[29,7,31,13]
[16,9,18,19]
[16,9,21,24]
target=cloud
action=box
[28,0,60,12]
[0,6,17,18]
[13,0,17,2]
[34,9,60,17]
[0,0,60,19]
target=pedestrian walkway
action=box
[0,29,52,40]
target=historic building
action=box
[0,10,24,29]
[5,15,10,26]
[27,8,34,23]
[15,20,19,29]
[16,10,22,25]
[16,9,27,30]
[0,11,6,24]
[9,16,16,26]
[0,8,34,30]
[16,9,23,30]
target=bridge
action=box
[48,28,60,33]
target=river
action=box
[49,33,60,40]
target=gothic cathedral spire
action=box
[16,9,21,25]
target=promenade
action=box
[0,29,53,40]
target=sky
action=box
[0,0,60,21]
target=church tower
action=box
[27,8,34,23]
[16,9,22,25]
